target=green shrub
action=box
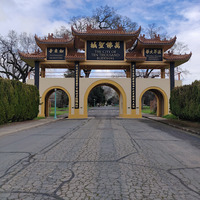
[163,114,178,120]
[170,80,200,121]
[0,79,39,125]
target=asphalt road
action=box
[0,107,200,199]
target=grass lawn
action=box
[49,107,69,117]
[34,117,46,120]
[142,106,156,114]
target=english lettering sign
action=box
[47,48,65,60]
[145,48,163,61]
[87,41,124,60]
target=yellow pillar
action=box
[126,67,131,78]
[161,68,165,79]
[41,67,45,78]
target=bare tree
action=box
[163,41,190,79]
[64,69,75,78]
[170,41,189,54]
[70,16,97,32]
[169,42,190,78]
[70,5,138,32]
[0,30,36,83]
[55,5,138,35]
[54,26,72,38]
[93,6,117,29]
[144,23,168,39]
[136,69,160,78]
[19,32,38,52]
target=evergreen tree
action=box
[88,86,105,106]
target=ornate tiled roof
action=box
[19,50,46,60]
[35,34,74,51]
[137,34,176,52]
[125,50,192,64]
[164,52,192,62]
[35,34,72,44]
[74,36,85,50]
[71,25,141,39]
[138,34,176,45]
[66,52,85,61]
[19,26,192,69]
[126,40,137,49]
[126,51,146,62]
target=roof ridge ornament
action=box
[117,25,124,32]
[48,33,54,40]
[86,25,92,32]
[33,48,41,55]
[63,33,69,40]
[139,34,146,40]
[168,50,173,55]
[155,34,160,40]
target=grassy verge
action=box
[142,106,156,114]
[163,114,178,120]
[34,117,46,120]
[50,107,69,117]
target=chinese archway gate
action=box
[20,25,191,119]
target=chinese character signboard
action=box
[145,48,163,61]
[74,62,79,109]
[47,48,65,60]
[87,41,124,60]
[131,62,136,109]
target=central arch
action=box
[84,79,127,118]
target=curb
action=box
[0,118,63,137]
[143,116,200,136]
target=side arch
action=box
[83,79,127,117]
[40,86,71,118]
[139,86,169,117]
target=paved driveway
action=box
[0,107,200,199]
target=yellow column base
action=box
[38,113,45,118]
[38,109,142,119]
[119,109,142,118]
[69,109,88,119]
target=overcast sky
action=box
[1,0,200,84]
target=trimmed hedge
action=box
[0,78,39,125]
[170,80,200,121]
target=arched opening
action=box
[87,85,119,118]
[141,91,157,115]
[40,86,71,118]
[140,87,168,117]
[84,80,127,118]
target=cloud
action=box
[0,0,199,84]
[0,0,72,36]
[63,0,84,9]
[166,3,200,84]
[181,6,200,22]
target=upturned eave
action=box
[136,36,177,52]
[164,52,192,67]
[35,35,74,51]
[71,26,141,41]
